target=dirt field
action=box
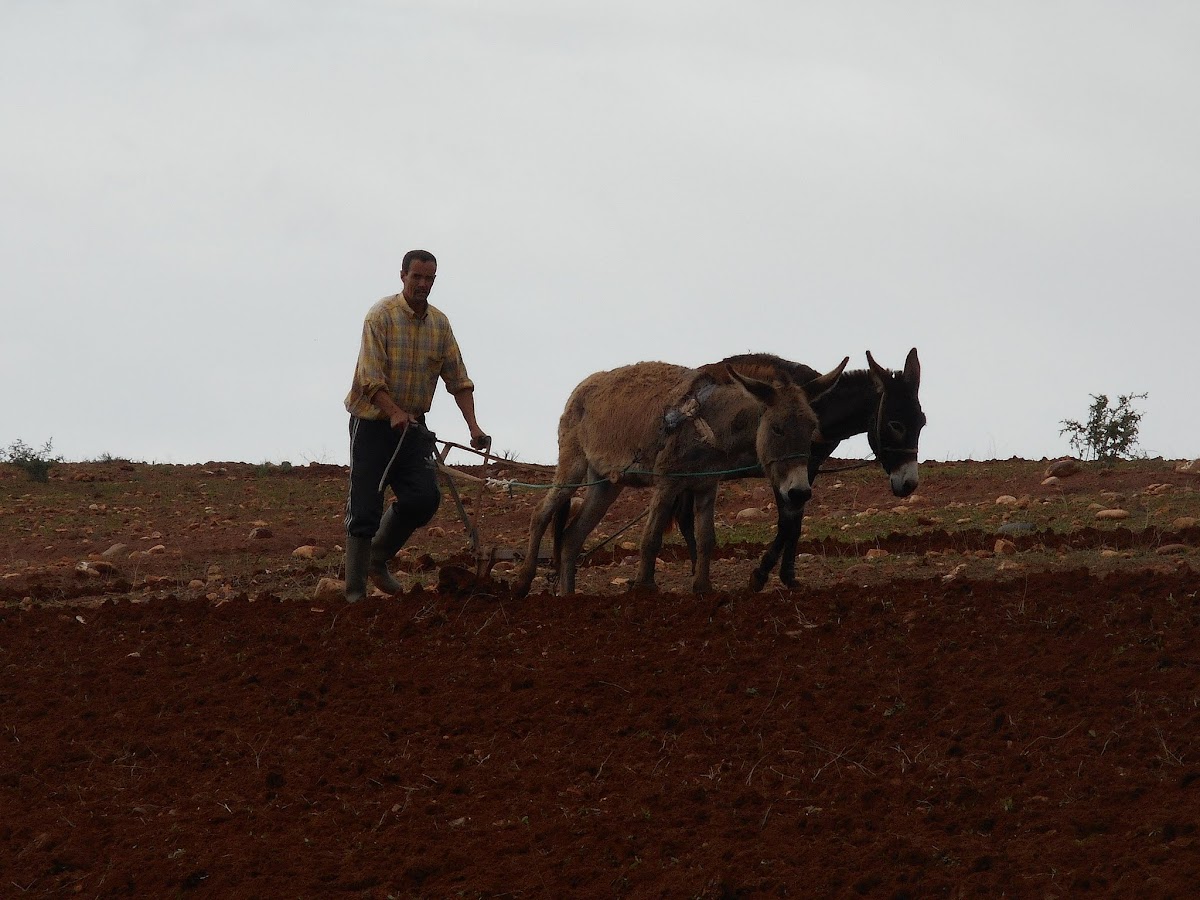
[2,455,1198,897]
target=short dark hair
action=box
[401,249,437,274]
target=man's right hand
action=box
[388,409,417,431]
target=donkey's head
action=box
[865,348,925,497]
[727,367,823,514]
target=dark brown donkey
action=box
[673,348,925,590]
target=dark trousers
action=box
[345,416,441,539]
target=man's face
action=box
[401,260,437,304]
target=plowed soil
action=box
[3,456,1199,898]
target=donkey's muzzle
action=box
[784,486,812,508]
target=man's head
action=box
[400,249,438,308]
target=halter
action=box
[871,387,921,465]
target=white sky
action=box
[3,1,1197,468]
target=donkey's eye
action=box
[772,424,785,436]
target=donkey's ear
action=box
[903,348,920,390]
[726,365,777,406]
[866,350,888,390]
[803,356,848,404]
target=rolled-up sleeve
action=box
[345,315,391,416]
[439,331,474,395]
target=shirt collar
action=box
[397,294,428,321]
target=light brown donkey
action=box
[512,357,847,596]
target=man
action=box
[343,249,491,602]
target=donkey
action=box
[512,357,847,596]
[672,348,925,590]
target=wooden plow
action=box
[432,437,549,577]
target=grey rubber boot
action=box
[368,505,408,595]
[344,536,372,603]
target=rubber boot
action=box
[344,536,372,603]
[368,505,409,595]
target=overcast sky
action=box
[3,1,1197,471]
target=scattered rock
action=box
[1175,458,1200,474]
[1156,544,1190,555]
[942,563,968,582]
[249,527,272,540]
[736,507,770,521]
[427,526,446,538]
[188,579,206,590]
[1045,458,1082,478]
[1095,509,1130,521]
[1041,476,1060,487]
[865,548,889,560]
[994,539,1017,555]
[292,545,327,560]
[1173,517,1197,529]
[101,543,128,559]
[313,578,344,603]
[147,544,167,554]
[997,521,1035,536]
[995,495,1019,506]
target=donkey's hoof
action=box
[749,569,769,592]
[627,581,659,596]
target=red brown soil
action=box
[2,457,1198,897]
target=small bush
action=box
[3,438,64,483]
[1060,393,1148,462]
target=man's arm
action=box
[453,388,491,450]
[370,389,419,431]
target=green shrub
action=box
[3,438,64,483]
[1060,393,1148,462]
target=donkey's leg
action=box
[513,483,577,597]
[775,505,806,588]
[559,480,621,596]
[514,451,590,597]
[548,498,574,589]
[633,482,685,592]
[671,490,699,575]
[690,485,718,594]
[750,487,790,591]
[775,444,833,588]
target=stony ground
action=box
[2,455,1199,897]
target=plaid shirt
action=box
[344,294,474,420]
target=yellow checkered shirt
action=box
[344,294,474,420]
